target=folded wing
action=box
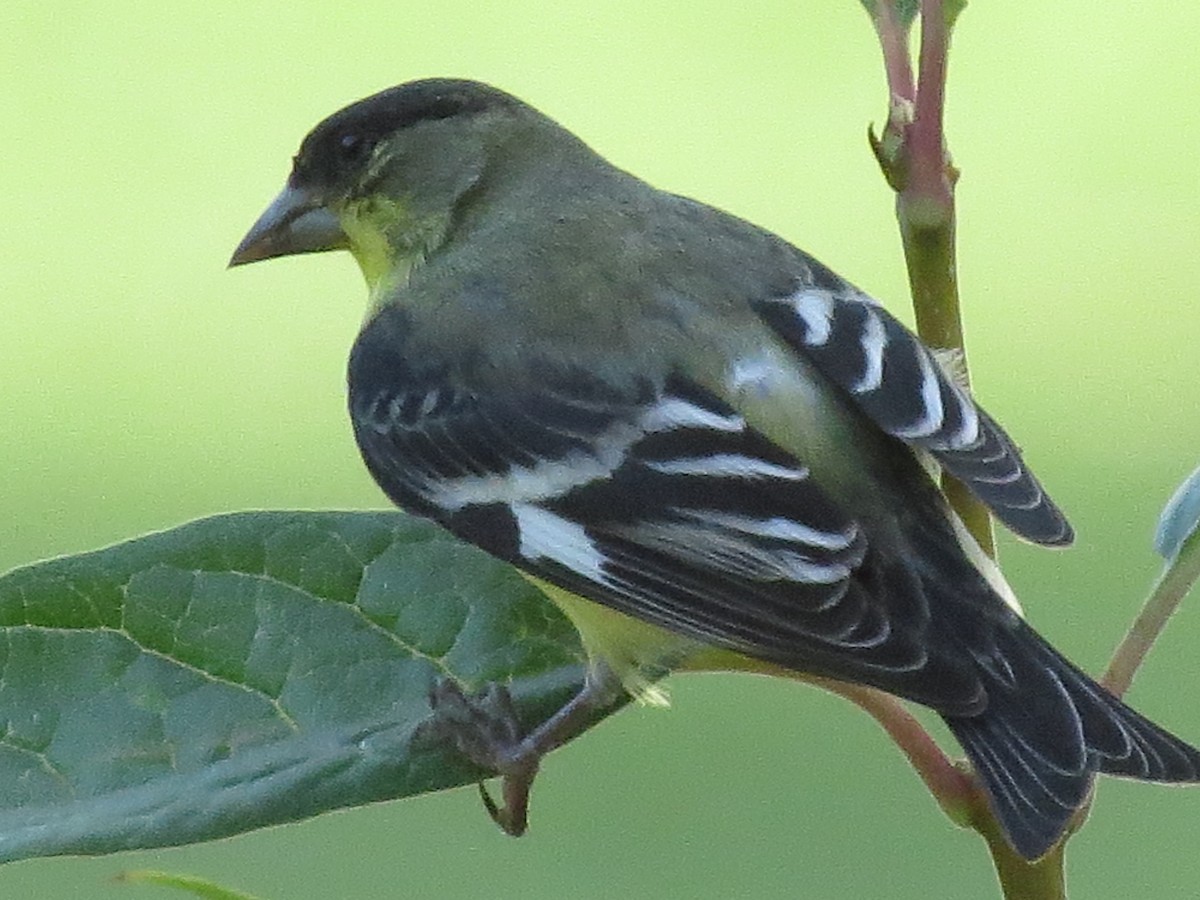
[753,278,1073,547]
[349,320,985,712]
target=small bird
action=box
[231,78,1200,859]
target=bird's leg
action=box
[422,664,624,836]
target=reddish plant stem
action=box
[811,677,975,823]
[908,0,952,211]
[871,1,915,105]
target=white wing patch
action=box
[427,447,627,510]
[645,454,808,481]
[416,392,753,510]
[620,519,852,585]
[753,283,1074,546]
[851,306,888,394]
[513,503,607,581]
[788,289,836,346]
[887,347,945,440]
[642,396,745,433]
[689,510,859,551]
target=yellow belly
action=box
[524,574,778,705]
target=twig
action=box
[1103,528,1200,698]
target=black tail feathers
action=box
[944,622,1200,860]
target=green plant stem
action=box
[865,3,1065,896]
[817,676,1069,899]
[902,0,995,559]
[975,829,1068,900]
[897,205,994,553]
[1103,528,1200,698]
[865,6,1196,897]
[1050,487,1200,845]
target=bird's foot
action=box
[419,678,539,836]
[419,668,624,836]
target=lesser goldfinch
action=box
[230,78,1199,859]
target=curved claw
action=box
[422,668,624,837]
[478,774,534,837]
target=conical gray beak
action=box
[229,185,348,267]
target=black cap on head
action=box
[290,79,523,189]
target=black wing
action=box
[349,314,985,713]
[753,278,1073,547]
[348,305,1200,862]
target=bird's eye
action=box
[338,132,369,160]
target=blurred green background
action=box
[2,1,1197,897]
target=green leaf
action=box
[943,0,968,30]
[116,869,264,900]
[858,1,966,31]
[0,511,601,864]
[859,0,919,30]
